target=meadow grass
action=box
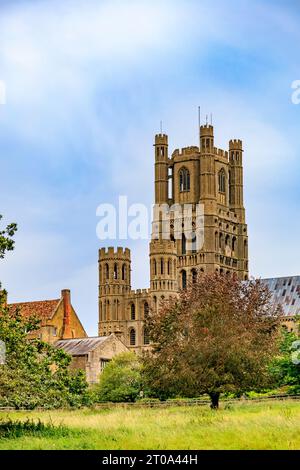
[0,400,299,450]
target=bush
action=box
[94,352,142,403]
[271,324,300,395]
[137,397,161,404]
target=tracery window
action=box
[179,168,190,192]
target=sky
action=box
[0,0,299,335]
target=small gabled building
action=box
[8,289,87,343]
[55,334,129,384]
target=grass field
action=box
[0,400,300,450]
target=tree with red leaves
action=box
[143,273,281,409]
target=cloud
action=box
[0,0,299,335]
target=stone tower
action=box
[98,247,131,337]
[154,133,169,204]
[98,121,249,351]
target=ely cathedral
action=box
[5,122,298,384]
[98,123,249,351]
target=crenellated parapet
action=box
[171,146,199,159]
[229,139,243,151]
[214,147,229,160]
[99,246,131,261]
[128,288,151,299]
[155,133,168,146]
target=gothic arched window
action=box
[122,263,126,281]
[144,328,150,345]
[144,302,149,319]
[229,170,233,205]
[219,233,223,250]
[105,263,109,280]
[179,168,190,192]
[232,237,237,252]
[218,169,226,193]
[181,270,187,289]
[130,303,136,320]
[114,263,118,280]
[129,328,136,346]
[182,233,186,255]
[191,268,197,284]
[167,259,171,275]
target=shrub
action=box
[94,352,142,403]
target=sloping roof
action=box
[261,276,300,317]
[55,336,110,356]
[8,299,60,322]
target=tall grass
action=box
[0,400,299,450]
[0,419,72,439]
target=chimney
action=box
[62,289,72,339]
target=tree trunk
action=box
[209,392,220,409]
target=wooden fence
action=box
[0,394,300,411]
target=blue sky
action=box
[0,0,299,335]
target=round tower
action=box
[200,124,214,153]
[200,124,216,201]
[228,139,248,280]
[229,139,244,211]
[154,133,169,204]
[149,239,177,295]
[98,247,131,336]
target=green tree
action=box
[0,214,17,259]
[0,214,89,408]
[0,301,89,408]
[143,273,281,408]
[94,352,142,403]
[271,320,300,394]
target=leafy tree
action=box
[0,300,89,408]
[0,214,17,259]
[0,214,89,408]
[143,273,281,408]
[94,352,142,403]
[271,320,300,394]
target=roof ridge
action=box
[8,298,60,306]
[56,336,108,342]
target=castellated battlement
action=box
[99,246,131,260]
[155,133,168,145]
[200,124,214,136]
[130,288,151,298]
[214,147,229,159]
[181,146,199,155]
[229,139,243,150]
[171,146,199,158]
